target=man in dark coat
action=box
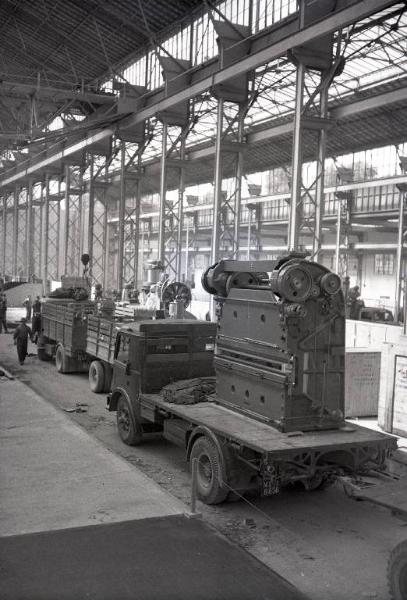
[0,293,8,333]
[13,318,33,365]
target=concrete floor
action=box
[0,333,406,599]
[0,375,185,537]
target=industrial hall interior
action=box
[1,1,407,600]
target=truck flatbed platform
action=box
[141,394,396,458]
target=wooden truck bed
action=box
[41,300,94,353]
[86,316,118,364]
[140,393,396,458]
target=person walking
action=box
[31,296,42,343]
[0,293,8,334]
[13,318,33,365]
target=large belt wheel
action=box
[161,281,192,309]
[388,539,407,600]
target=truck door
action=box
[112,332,131,393]
[112,332,139,400]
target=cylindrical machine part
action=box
[145,260,164,286]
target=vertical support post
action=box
[56,180,61,279]
[64,164,70,276]
[335,200,342,275]
[313,84,328,261]
[288,62,305,251]
[233,112,244,257]
[158,122,168,265]
[87,157,95,280]
[2,194,7,275]
[395,191,406,321]
[43,175,50,285]
[26,179,34,280]
[247,207,253,260]
[177,138,185,279]
[211,99,224,265]
[13,186,19,278]
[103,206,109,291]
[117,142,126,292]
[77,167,84,273]
[38,182,44,282]
[133,155,142,286]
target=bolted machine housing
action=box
[202,254,344,433]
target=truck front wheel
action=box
[89,361,105,393]
[116,395,142,446]
[388,539,407,600]
[189,436,228,505]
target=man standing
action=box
[13,318,33,365]
[0,293,8,334]
[23,295,32,321]
[31,296,42,343]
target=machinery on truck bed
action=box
[107,254,397,505]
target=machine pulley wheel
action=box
[271,264,313,302]
[201,263,220,296]
[387,539,407,600]
[161,281,192,308]
[320,272,341,296]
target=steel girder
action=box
[44,177,62,282]
[63,164,83,277]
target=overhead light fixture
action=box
[353,223,377,228]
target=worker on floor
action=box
[0,293,8,334]
[13,318,33,365]
[23,295,32,321]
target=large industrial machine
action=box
[202,252,344,433]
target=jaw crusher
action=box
[202,253,345,433]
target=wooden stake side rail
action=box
[140,394,397,458]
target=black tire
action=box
[55,345,68,373]
[37,347,51,362]
[388,540,407,600]
[189,436,228,505]
[89,361,105,393]
[116,395,142,446]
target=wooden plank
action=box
[345,351,381,417]
[392,354,407,436]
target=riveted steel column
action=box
[26,179,34,280]
[117,142,126,292]
[134,154,142,286]
[43,175,50,284]
[38,182,44,282]
[176,139,185,279]
[335,200,342,275]
[13,186,19,278]
[313,84,328,261]
[87,157,95,279]
[395,191,406,321]
[2,194,7,275]
[158,122,168,265]
[63,164,70,275]
[233,113,245,258]
[211,99,224,265]
[288,62,305,252]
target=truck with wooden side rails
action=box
[107,254,398,506]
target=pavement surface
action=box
[0,375,184,536]
[0,333,407,600]
[0,516,307,600]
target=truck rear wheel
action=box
[116,395,142,446]
[55,344,70,374]
[89,361,105,393]
[388,540,407,600]
[189,436,228,505]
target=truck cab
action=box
[107,320,216,444]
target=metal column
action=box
[158,122,168,266]
[43,175,50,284]
[395,188,406,320]
[87,157,95,279]
[13,186,19,278]
[211,100,224,266]
[117,142,126,292]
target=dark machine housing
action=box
[202,253,344,433]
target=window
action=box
[115,334,130,363]
[374,254,394,275]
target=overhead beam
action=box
[0,0,400,189]
[0,81,116,105]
